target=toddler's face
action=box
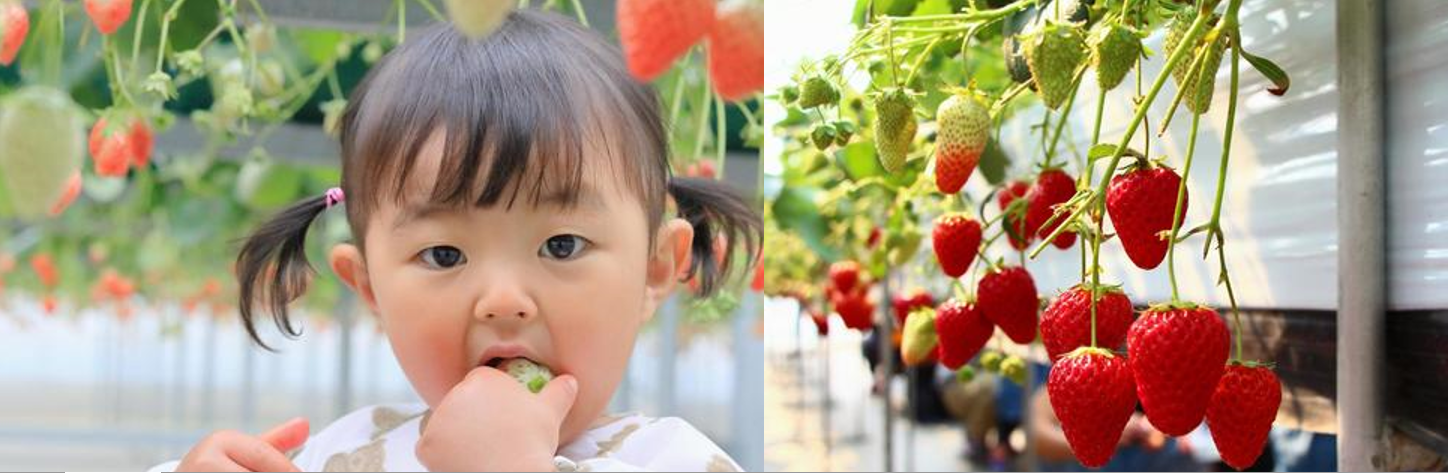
[328,132,690,443]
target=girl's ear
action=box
[329,244,379,314]
[642,217,694,321]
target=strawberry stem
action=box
[1167,112,1201,303]
[1029,7,1216,260]
[1215,0,1246,363]
[716,95,728,177]
[1044,66,1086,169]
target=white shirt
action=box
[151,403,743,472]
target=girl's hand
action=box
[416,367,579,471]
[175,417,309,472]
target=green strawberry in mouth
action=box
[490,358,554,394]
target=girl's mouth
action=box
[490,357,554,393]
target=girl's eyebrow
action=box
[393,203,458,230]
[392,184,606,230]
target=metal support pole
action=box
[879,266,894,472]
[1337,0,1386,470]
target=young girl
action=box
[153,10,759,472]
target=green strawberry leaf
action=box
[1240,48,1290,96]
[837,142,885,181]
[771,187,839,261]
[1087,143,1117,160]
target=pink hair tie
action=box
[324,187,345,208]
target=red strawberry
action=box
[750,264,763,292]
[866,227,881,249]
[1027,168,1077,249]
[0,2,29,66]
[83,0,131,35]
[808,308,830,336]
[30,253,56,288]
[1128,304,1229,436]
[977,265,1038,344]
[1207,363,1281,470]
[1107,165,1186,270]
[1040,285,1134,360]
[933,91,989,194]
[706,0,762,101]
[1047,347,1138,468]
[934,299,993,370]
[828,260,861,293]
[932,213,982,278]
[617,0,714,82]
[834,288,875,332]
[891,288,934,326]
[128,119,152,168]
[48,172,82,216]
[997,180,1033,250]
[89,117,132,177]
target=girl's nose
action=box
[471,280,538,326]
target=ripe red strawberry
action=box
[934,299,993,370]
[1040,284,1134,360]
[833,287,875,332]
[1027,168,1077,250]
[83,0,131,35]
[1047,347,1138,468]
[891,288,934,326]
[808,308,830,336]
[1128,304,1229,436]
[1107,164,1186,270]
[30,253,56,288]
[0,2,29,66]
[934,92,989,194]
[932,213,982,278]
[617,0,714,82]
[997,181,1033,250]
[48,172,82,216]
[706,0,762,101]
[1207,363,1281,471]
[89,117,131,177]
[977,265,1038,344]
[750,264,763,292]
[828,260,862,293]
[42,294,57,314]
[128,119,152,168]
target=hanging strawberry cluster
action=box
[766,0,1290,469]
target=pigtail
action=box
[234,195,330,351]
[668,176,762,297]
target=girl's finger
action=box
[257,417,310,453]
[225,434,302,473]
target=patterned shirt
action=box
[151,403,743,472]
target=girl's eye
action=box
[420,246,466,269]
[540,235,589,260]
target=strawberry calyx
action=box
[1229,359,1276,370]
[1145,300,1201,312]
[1062,345,1117,360]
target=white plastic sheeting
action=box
[989,0,1340,310]
[1386,2,1448,310]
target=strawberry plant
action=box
[763,0,1291,468]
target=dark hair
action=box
[234,10,760,350]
